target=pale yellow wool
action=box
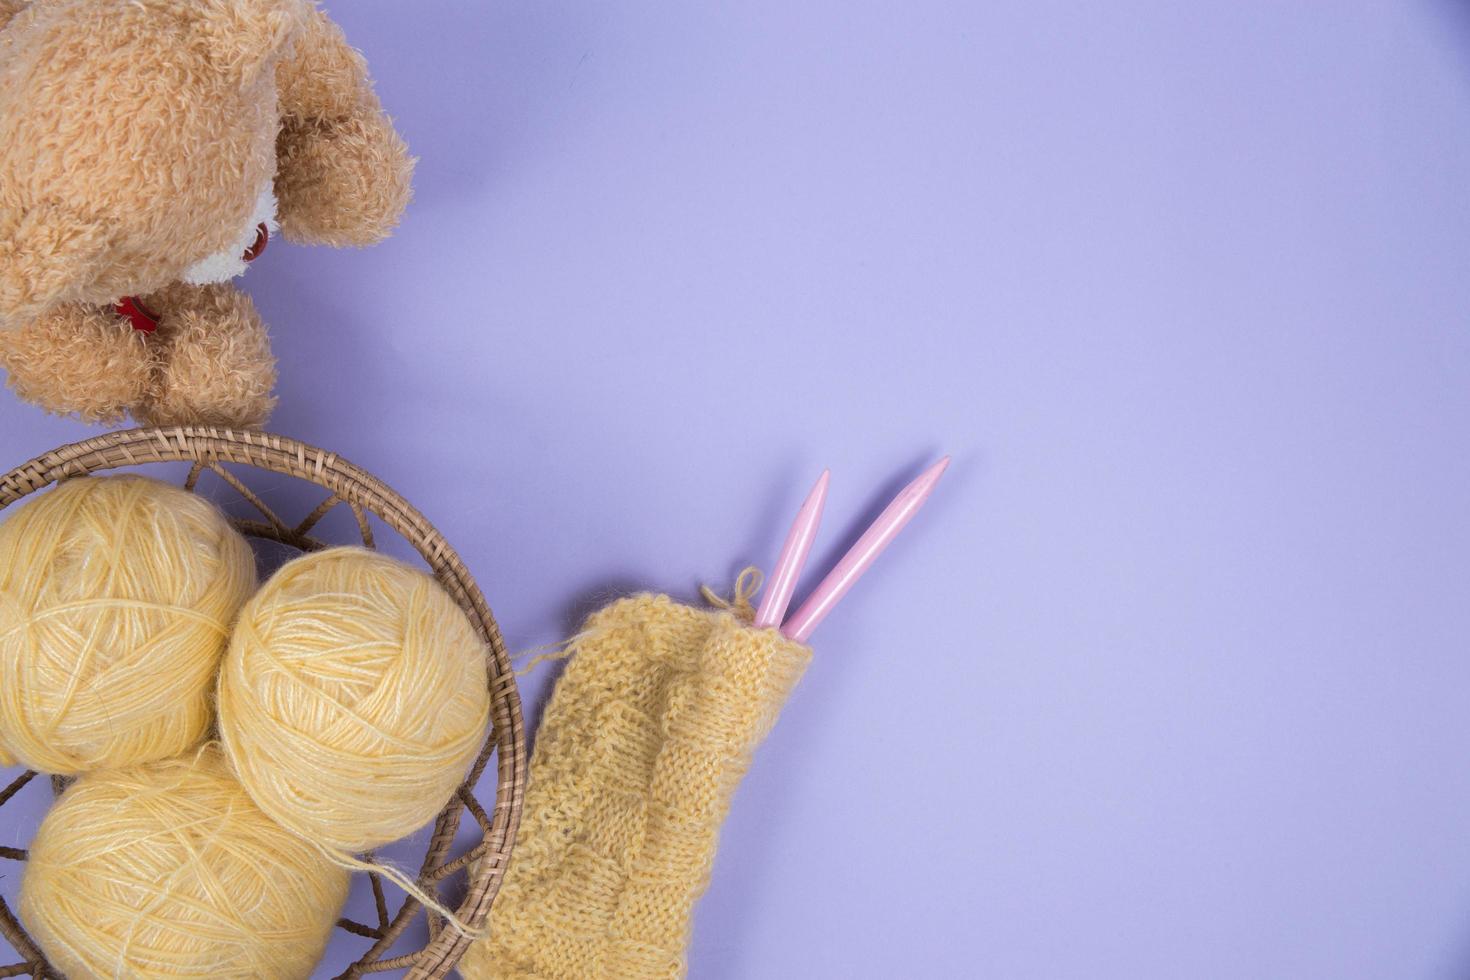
[460,593,811,980]
[20,744,349,980]
[0,475,256,774]
[218,547,491,855]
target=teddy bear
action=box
[0,0,414,428]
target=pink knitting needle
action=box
[754,469,830,629]
[782,456,950,643]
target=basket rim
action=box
[0,425,526,980]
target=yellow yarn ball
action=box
[219,547,491,853]
[20,745,349,980]
[0,476,256,774]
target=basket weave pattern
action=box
[0,427,526,980]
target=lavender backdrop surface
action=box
[4,1,1470,976]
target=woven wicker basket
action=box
[0,427,526,980]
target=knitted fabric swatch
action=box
[460,592,811,980]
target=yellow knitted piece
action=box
[460,593,811,980]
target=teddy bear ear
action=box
[194,0,308,88]
[0,206,110,328]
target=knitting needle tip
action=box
[911,454,951,493]
[754,468,831,629]
[781,455,950,643]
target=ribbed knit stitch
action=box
[460,592,811,979]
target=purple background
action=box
[5,0,1470,976]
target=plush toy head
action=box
[0,0,414,425]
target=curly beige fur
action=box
[0,306,153,425]
[0,0,292,315]
[0,0,413,428]
[275,6,415,246]
[138,284,278,428]
[0,1,25,34]
[0,285,276,429]
[277,113,415,247]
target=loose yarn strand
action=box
[319,846,484,940]
[511,629,599,678]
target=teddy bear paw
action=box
[0,304,155,425]
[135,285,278,430]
